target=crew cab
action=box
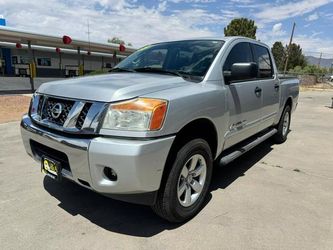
[21,37,299,222]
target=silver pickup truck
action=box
[21,37,299,222]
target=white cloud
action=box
[306,12,319,21]
[157,1,168,12]
[172,8,226,25]
[256,22,286,45]
[255,0,332,23]
[229,0,253,3]
[221,10,241,19]
[165,0,216,3]
[1,0,333,59]
[310,31,323,37]
[293,35,333,57]
[0,0,218,47]
[272,23,282,33]
[271,23,286,37]
[257,29,333,58]
[96,0,133,10]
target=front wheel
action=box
[152,139,213,223]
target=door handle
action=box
[254,87,262,97]
[274,84,280,91]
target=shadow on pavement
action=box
[210,140,273,191]
[43,139,274,237]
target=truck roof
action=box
[154,36,269,48]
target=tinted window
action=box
[223,42,253,72]
[253,44,273,78]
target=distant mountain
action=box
[306,56,333,68]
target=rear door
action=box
[251,44,279,129]
[223,42,263,149]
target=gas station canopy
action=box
[0,26,136,56]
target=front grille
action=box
[31,94,101,133]
[37,95,44,114]
[30,140,71,171]
[76,103,92,129]
[41,97,75,126]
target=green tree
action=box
[289,65,303,74]
[289,65,328,75]
[271,41,285,71]
[108,37,132,46]
[286,43,307,70]
[224,18,257,39]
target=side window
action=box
[223,42,253,72]
[37,58,51,66]
[20,56,30,64]
[253,45,273,79]
[12,56,18,64]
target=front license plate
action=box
[41,157,62,181]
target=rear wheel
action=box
[273,105,291,144]
[152,139,213,223]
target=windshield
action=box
[114,40,224,80]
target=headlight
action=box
[102,98,168,131]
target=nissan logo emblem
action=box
[51,103,63,119]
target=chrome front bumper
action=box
[21,115,175,204]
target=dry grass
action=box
[0,95,31,124]
[300,82,333,92]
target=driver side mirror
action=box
[224,62,258,83]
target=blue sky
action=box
[1,0,333,57]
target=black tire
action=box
[152,138,213,223]
[273,105,291,144]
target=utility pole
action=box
[59,52,62,77]
[283,22,296,76]
[317,52,322,68]
[87,19,91,52]
[27,41,35,92]
[317,52,323,83]
[86,19,91,72]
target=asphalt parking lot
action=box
[0,90,332,250]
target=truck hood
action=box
[37,73,191,102]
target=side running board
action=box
[219,128,277,166]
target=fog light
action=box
[103,167,117,181]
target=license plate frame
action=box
[41,156,62,181]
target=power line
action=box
[303,51,333,57]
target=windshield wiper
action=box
[133,67,179,76]
[109,67,136,73]
[133,67,189,78]
[111,67,201,82]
